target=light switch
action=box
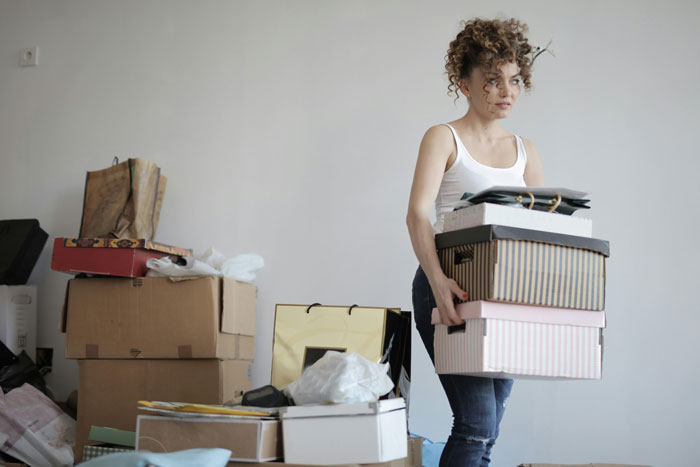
[19,47,39,67]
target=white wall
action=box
[1,1,698,466]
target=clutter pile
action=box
[50,159,258,463]
[0,219,75,466]
[432,186,610,379]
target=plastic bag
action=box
[146,248,264,283]
[0,383,75,467]
[284,352,394,405]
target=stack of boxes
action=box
[60,274,258,462]
[48,159,260,461]
[432,200,609,379]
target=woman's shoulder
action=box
[421,124,456,148]
[518,136,538,154]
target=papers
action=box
[137,401,278,419]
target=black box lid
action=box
[435,224,610,257]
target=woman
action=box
[406,18,545,466]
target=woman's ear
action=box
[459,79,471,99]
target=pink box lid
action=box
[431,301,605,328]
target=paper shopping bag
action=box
[271,304,409,396]
[79,158,166,240]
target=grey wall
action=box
[1,1,698,466]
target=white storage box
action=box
[432,301,605,380]
[443,202,593,237]
[0,285,37,360]
[279,398,407,465]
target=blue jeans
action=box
[412,266,514,467]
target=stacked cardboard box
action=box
[60,275,257,462]
[433,202,609,379]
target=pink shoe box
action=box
[431,301,605,380]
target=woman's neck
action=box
[458,108,507,142]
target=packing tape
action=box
[85,344,99,358]
[178,345,193,358]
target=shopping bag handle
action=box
[305,303,359,315]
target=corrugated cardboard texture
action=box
[221,280,257,336]
[64,276,256,359]
[75,359,252,463]
[137,416,281,461]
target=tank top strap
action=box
[514,135,528,165]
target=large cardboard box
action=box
[136,415,281,462]
[279,399,407,465]
[443,203,593,237]
[436,225,609,311]
[0,285,36,361]
[51,237,192,278]
[432,301,605,379]
[62,276,256,359]
[75,358,252,463]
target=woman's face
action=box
[461,61,522,119]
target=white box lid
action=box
[279,398,405,419]
[431,301,605,328]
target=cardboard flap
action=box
[59,280,70,333]
[221,278,257,336]
[435,224,610,257]
[431,301,606,328]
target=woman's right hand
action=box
[430,273,468,326]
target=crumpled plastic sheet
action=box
[146,248,263,283]
[284,352,394,405]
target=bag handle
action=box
[514,191,535,209]
[305,303,358,315]
[514,191,563,213]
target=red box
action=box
[51,237,192,277]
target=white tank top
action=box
[433,123,527,233]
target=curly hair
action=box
[445,18,533,99]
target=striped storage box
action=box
[435,225,610,311]
[431,301,605,379]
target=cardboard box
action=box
[443,203,593,237]
[227,460,408,467]
[436,225,609,311]
[61,276,256,359]
[279,399,407,465]
[432,301,605,379]
[75,358,252,462]
[51,237,192,278]
[136,415,281,462]
[519,464,652,467]
[0,285,36,361]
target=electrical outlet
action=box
[19,47,39,67]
